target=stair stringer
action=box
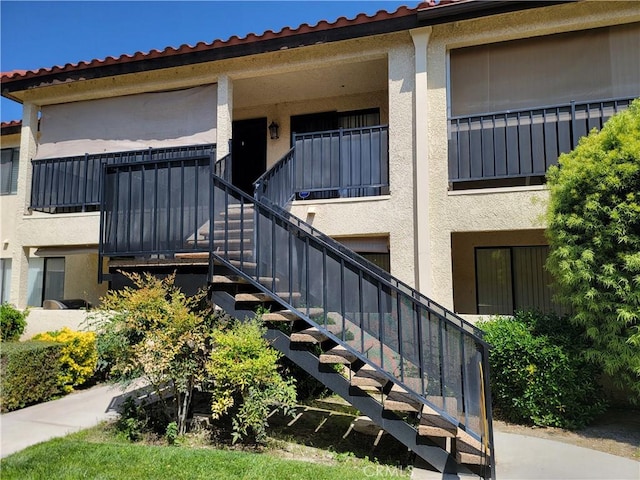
[264,328,475,478]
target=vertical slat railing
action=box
[254,125,389,208]
[448,96,634,185]
[210,173,494,476]
[32,144,215,213]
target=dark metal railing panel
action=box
[214,152,232,182]
[210,173,494,471]
[100,156,213,256]
[449,97,634,184]
[31,144,215,212]
[255,126,389,206]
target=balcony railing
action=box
[100,155,213,257]
[31,144,215,213]
[448,97,634,187]
[255,125,389,207]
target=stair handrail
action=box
[257,193,484,339]
[211,173,493,449]
[253,147,296,205]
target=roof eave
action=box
[1,14,419,95]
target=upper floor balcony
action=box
[448,96,634,190]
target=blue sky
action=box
[1,0,415,122]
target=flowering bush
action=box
[33,327,97,392]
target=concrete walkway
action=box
[412,430,640,480]
[2,385,639,479]
[0,383,135,458]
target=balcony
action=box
[448,97,634,189]
[255,125,389,207]
[30,145,215,213]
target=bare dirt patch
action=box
[493,408,640,461]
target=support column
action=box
[216,74,233,160]
[10,102,39,307]
[411,27,432,296]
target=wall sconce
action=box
[268,121,279,140]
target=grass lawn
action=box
[0,424,411,480]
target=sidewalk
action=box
[412,430,640,480]
[0,383,135,458]
[2,385,638,479]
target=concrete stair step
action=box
[350,364,389,388]
[384,385,423,413]
[235,292,301,304]
[262,307,324,322]
[290,327,329,344]
[455,428,490,465]
[319,345,358,365]
[418,403,458,438]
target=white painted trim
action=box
[448,185,548,196]
[291,195,390,207]
[410,26,432,296]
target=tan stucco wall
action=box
[423,1,640,309]
[63,253,107,306]
[0,132,20,259]
[451,229,548,315]
[4,1,638,309]
[236,90,389,168]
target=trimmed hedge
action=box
[1,341,63,412]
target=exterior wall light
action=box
[269,121,279,140]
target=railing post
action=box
[570,100,577,149]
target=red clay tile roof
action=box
[0,4,423,84]
[1,120,22,135]
[0,1,555,89]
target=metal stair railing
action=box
[254,125,389,206]
[210,172,494,476]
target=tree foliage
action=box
[546,99,640,399]
[91,272,219,434]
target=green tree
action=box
[546,99,640,399]
[91,272,219,434]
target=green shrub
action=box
[0,303,28,341]
[546,98,640,398]
[207,317,297,444]
[1,341,63,412]
[479,312,607,429]
[32,327,98,393]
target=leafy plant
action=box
[90,271,222,435]
[165,421,179,445]
[207,316,297,444]
[1,341,63,412]
[479,311,607,429]
[0,303,28,342]
[32,327,97,392]
[546,99,640,399]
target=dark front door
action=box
[232,118,267,195]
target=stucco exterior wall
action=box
[0,132,20,260]
[423,1,640,309]
[451,229,548,315]
[63,253,107,306]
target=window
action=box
[1,147,19,195]
[335,236,390,273]
[27,257,65,307]
[475,246,566,315]
[290,108,380,138]
[0,259,11,302]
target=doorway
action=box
[232,117,267,195]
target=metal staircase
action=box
[99,147,495,479]
[202,174,495,479]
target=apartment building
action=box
[1,1,638,476]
